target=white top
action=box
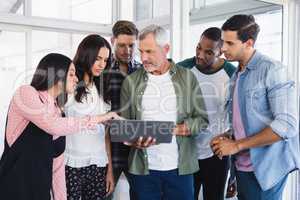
[64,84,111,168]
[191,66,230,159]
[141,71,178,171]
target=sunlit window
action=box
[188,10,282,62]
[0,31,25,154]
[32,0,112,24]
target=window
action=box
[120,0,134,21]
[30,31,110,76]
[0,30,25,153]
[190,0,232,9]
[188,10,283,62]
[135,0,152,20]
[135,0,170,21]
[31,31,72,69]
[255,10,282,61]
[0,0,24,15]
[0,29,112,154]
[32,0,112,24]
[153,0,170,18]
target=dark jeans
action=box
[130,169,194,200]
[106,167,136,200]
[236,171,287,200]
[194,155,229,200]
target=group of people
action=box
[0,14,299,200]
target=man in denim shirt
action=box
[211,15,300,200]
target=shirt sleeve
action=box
[52,154,67,200]
[266,62,298,139]
[12,85,97,136]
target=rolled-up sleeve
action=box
[266,63,298,139]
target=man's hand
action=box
[124,136,156,149]
[210,137,240,159]
[173,123,191,136]
[105,166,115,196]
[211,131,231,142]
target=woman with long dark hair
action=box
[64,34,114,200]
[0,53,119,200]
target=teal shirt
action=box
[177,56,236,78]
[120,60,209,175]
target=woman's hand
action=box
[97,112,122,123]
[105,166,115,196]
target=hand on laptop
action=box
[100,112,125,125]
[96,112,123,123]
[124,136,156,149]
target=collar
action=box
[111,56,139,73]
[244,50,262,70]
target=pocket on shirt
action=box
[245,88,269,114]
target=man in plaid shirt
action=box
[107,20,141,200]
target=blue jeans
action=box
[236,171,288,200]
[130,169,194,200]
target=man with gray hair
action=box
[120,24,208,199]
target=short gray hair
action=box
[138,24,169,47]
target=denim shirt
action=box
[227,51,300,191]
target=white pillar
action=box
[120,0,134,21]
[282,0,300,199]
[112,0,121,23]
[170,0,190,62]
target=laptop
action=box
[109,119,175,143]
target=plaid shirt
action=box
[109,58,141,169]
